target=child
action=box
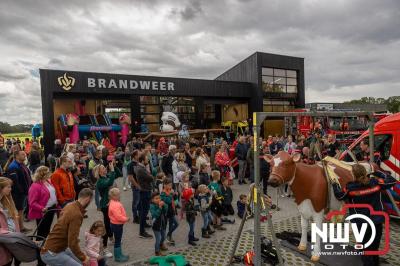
[150,192,169,256]
[160,178,179,244]
[220,177,234,216]
[85,221,106,266]
[197,184,214,238]
[198,163,210,186]
[155,172,166,193]
[178,172,190,219]
[183,188,199,246]
[208,170,226,230]
[237,194,247,219]
[108,188,129,262]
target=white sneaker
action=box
[127,184,131,189]
[123,186,127,191]
[104,248,113,258]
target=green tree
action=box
[345,96,400,113]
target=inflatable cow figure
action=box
[160,112,181,132]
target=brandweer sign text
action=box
[87,78,175,91]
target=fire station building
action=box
[40,52,305,154]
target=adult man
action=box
[51,155,76,207]
[161,145,176,180]
[308,130,323,161]
[41,188,93,266]
[184,143,193,170]
[268,136,283,156]
[127,150,141,223]
[126,137,139,153]
[136,153,154,238]
[325,134,340,158]
[235,136,249,185]
[144,143,156,175]
[357,140,372,162]
[246,138,254,183]
[28,142,43,174]
[88,150,103,171]
[6,150,32,231]
[0,143,9,170]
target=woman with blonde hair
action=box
[172,153,189,184]
[0,176,20,266]
[95,161,117,258]
[28,166,58,247]
[195,148,210,175]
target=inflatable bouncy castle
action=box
[119,113,131,146]
[31,124,42,140]
[58,113,131,147]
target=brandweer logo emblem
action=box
[311,204,390,255]
[58,73,75,91]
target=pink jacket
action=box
[28,181,55,220]
[85,232,101,259]
[0,208,20,266]
[108,200,128,224]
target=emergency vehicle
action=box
[340,112,400,216]
[292,109,390,145]
[340,112,400,179]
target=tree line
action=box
[344,96,400,113]
[0,122,36,134]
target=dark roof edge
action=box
[39,68,251,85]
[214,52,258,80]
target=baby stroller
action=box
[0,208,60,264]
[0,231,42,263]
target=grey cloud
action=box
[177,0,203,21]
[0,0,399,124]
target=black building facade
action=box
[40,52,305,155]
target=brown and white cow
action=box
[266,151,373,262]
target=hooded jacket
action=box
[84,232,101,259]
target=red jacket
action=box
[215,151,230,167]
[51,168,76,205]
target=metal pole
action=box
[368,120,375,164]
[227,187,254,265]
[253,112,261,266]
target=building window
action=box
[204,104,216,119]
[262,67,298,94]
[140,96,196,130]
[263,100,294,112]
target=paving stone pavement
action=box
[23,179,400,266]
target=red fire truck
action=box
[340,112,400,216]
[292,109,390,145]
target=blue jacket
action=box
[235,143,249,161]
[6,160,32,195]
[332,171,396,224]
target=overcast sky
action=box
[0,0,399,125]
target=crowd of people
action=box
[0,129,379,266]
[0,133,253,266]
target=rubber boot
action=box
[202,228,210,238]
[114,247,129,262]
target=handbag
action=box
[229,167,235,180]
